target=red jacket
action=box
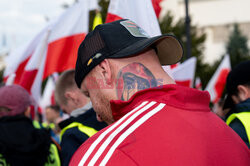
[70,84,250,166]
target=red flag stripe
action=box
[151,0,163,18]
[19,69,38,93]
[43,33,86,80]
[170,63,179,69]
[213,69,230,103]
[4,56,31,84]
[175,80,192,87]
[105,13,123,23]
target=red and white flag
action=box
[170,57,197,88]
[106,0,161,37]
[43,0,97,80]
[106,0,174,76]
[4,0,97,103]
[195,77,202,90]
[205,55,231,103]
[21,30,50,102]
[151,0,163,18]
[39,73,58,111]
[4,26,49,84]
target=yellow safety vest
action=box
[33,120,61,166]
[45,144,61,166]
[60,122,98,141]
[0,154,8,166]
[226,112,250,144]
[0,144,60,166]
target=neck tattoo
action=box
[116,62,157,101]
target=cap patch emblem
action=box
[120,20,150,38]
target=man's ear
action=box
[237,85,250,101]
[98,59,112,85]
[65,91,76,102]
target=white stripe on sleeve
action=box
[100,103,166,166]
[78,101,149,166]
[88,101,157,165]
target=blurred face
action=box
[59,88,90,114]
[59,102,73,114]
[45,108,60,123]
[81,70,115,125]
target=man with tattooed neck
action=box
[70,20,250,166]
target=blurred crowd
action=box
[0,20,249,166]
[0,69,107,166]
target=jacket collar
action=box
[70,102,92,117]
[110,84,211,121]
[59,108,93,129]
[234,98,250,113]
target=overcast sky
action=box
[0,0,75,52]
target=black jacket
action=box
[58,108,107,166]
[226,98,250,148]
[0,115,51,166]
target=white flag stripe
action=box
[5,73,16,85]
[48,0,97,43]
[3,25,49,77]
[100,103,166,165]
[205,55,231,102]
[27,31,50,102]
[88,101,157,165]
[30,45,48,103]
[171,57,197,87]
[107,0,161,37]
[39,76,55,110]
[25,31,50,71]
[78,101,149,166]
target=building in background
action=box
[160,0,250,63]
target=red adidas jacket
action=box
[70,84,250,166]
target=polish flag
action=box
[105,0,161,37]
[195,77,202,90]
[39,73,58,111]
[19,30,50,102]
[170,57,197,88]
[43,0,98,80]
[4,26,49,84]
[151,0,163,18]
[170,63,180,70]
[205,55,231,103]
[4,0,97,103]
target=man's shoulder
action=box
[229,118,249,147]
[69,126,108,165]
[58,117,74,129]
[70,101,250,165]
[61,126,89,145]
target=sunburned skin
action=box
[116,62,158,101]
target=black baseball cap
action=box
[223,60,250,109]
[75,19,183,88]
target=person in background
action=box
[45,105,62,143]
[0,85,60,166]
[212,98,230,119]
[45,105,61,125]
[223,60,250,148]
[54,69,107,166]
[70,19,249,165]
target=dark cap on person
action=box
[75,19,183,88]
[223,60,250,109]
[0,85,33,117]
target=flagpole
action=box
[185,0,191,59]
